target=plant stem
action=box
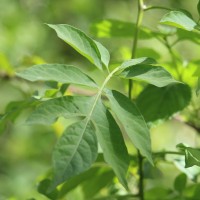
[129,1,145,200]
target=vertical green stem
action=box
[129,0,145,200]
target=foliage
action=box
[1,0,200,199]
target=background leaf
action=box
[174,173,187,193]
[160,11,197,31]
[136,83,191,122]
[105,90,153,164]
[50,119,98,190]
[198,0,200,16]
[48,24,105,69]
[16,64,97,88]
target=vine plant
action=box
[2,0,200,199]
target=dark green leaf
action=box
[91,99,130,189]
[16,64,97,88]
[198,0,200,16]
[174,173,187,193]
[105,90,153,164]
[117,64,178,87]
[160,11,197,31]
[136,83,191,122]
[47,24,108,69]
[38,179,58,200]
[50,119,98,190]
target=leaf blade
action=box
[160,11,197,31]
[105,90,153,164]
[50,119,98,189]
[16,64,97,88]
[47,24,104,69]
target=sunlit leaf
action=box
[136,83,191,122]
[50,119,98,190]
[117,57,157,71]
[105,90,153,164]
[48,24,109,69]
[174,173,187,193]
[117,64,178,87]
[185,147,200,168]
[16,64,97,88]
[160,11,197,31]
[90,19,162,39]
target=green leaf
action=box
[90,19,162,39]
[196,78,200,96]
[50,119,98,190]
[136,83,191,122]
[198,0,200,16]
[47,24,109,69]
[117,64,178,87]
[28,95,130,189]
[174,173,187,193]
[117,57,157,71]
[16,64,97,88]
[160,11,197,31]
[185,147,200,168]
[38,179,58,200]
[91,99,130,189]
[94,41,110,69]
[105,90,153,164]
[26,96,91,125]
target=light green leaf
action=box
[94,41,110,68]
[50,119,98,190]
[16,64,97,88]
[117,57,157,71]
[160,11,197,31]
[105,90,153,164]
[90,19,162,39]
[47,24,106,69]
[174,173,187,193]
[136,83,191,122]
[117,64,178,87]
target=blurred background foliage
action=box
[1,0,200,199]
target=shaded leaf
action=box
[117,64,178,87]
[136,83,191,122]
[160,11,197,31]
[92,99,130,189]
[38,179,58,200]
[16,64,97,88]
[105,90,153,164]
[48,24,107,69]
[50,119,98,190]
[198,0,200,16]
[174,173,187,193]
